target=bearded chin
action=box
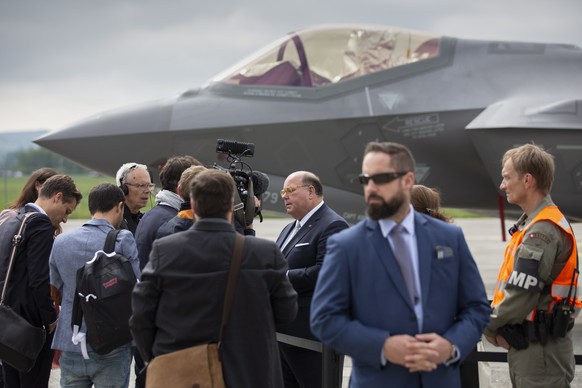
[366,201,400,220]
[366,202,398,221]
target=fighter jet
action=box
[35,24,582,223]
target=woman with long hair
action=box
[1,167,61,234]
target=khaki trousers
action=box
[508,331,574,388]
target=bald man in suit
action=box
[276,171,349,388]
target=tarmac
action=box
[46,216,582,387]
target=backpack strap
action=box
[104,229,121,253]
[71,267,90,359]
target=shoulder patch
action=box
[528,232,551,244]
[508,258,545,292]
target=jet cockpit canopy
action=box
[210,24,441,88]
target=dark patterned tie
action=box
[390,224,418,305]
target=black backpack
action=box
[71,229,137,356]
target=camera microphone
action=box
[251,171,270,196]
[216,139,255,157]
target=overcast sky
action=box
[1,0,580,133]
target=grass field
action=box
[0,174,155,219]
[0,174,478,220]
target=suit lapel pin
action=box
[435,245,453,259]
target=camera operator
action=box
[130,169,298,388]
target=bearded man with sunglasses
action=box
[276,170,349,388]
[310,142,490,388]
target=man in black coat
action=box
[130,169,298,388]
[276,171,349,388]
[0,175,82,388]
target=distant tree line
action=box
[2,147,91,175]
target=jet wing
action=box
[466,97,582,220]
[467,97,582,130]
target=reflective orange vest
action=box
[492,206,582,321]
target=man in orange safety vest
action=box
[485,143,581,388]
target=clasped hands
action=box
[383,333,453,372]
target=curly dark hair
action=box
[159,155,202,192]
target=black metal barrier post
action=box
[277,333,342,388]
[322,345,342,388]
[460,350,480,387]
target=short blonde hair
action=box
[502,144,554,195]
[178,165,206,201]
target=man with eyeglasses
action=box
[124,156,200,388]
[275,171,349,388]
[116,163,154,235]
[113,162,154,387]
[310,142,490,388]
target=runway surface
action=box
[47,216,582,387]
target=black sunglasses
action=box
[358,172,408,185]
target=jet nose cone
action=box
[34,98,175,175]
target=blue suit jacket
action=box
[310,212,490,388]
[276,203,348,340]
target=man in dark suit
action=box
[310,142,491,388]
[0,175,82,388]
[275,171,349,388]
[130,169,298,388]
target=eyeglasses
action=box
[358,172,408,185]
[280,185,310,197]
[126,183,156,191]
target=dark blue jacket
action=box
[156,217,193,239]
[135,204,176,270]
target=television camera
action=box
[214,139,269,228]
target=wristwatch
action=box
[449,344,460,362]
